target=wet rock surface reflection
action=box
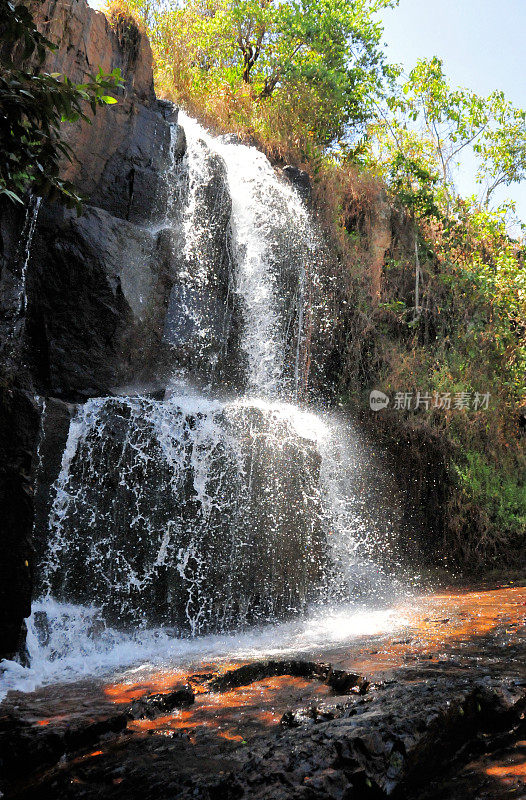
[1,585,525,799]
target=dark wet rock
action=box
[0,715,64,781]
[0,708,127,782]
[281,706,338,728]
[129,685,195,719]
[32,398,76,573]
[0,388,40,661]
[208,661,332,692]
[2,671,525,800]
[222,678,525,800]
[282,166,312,200]
[24,202,175,398]
[157,99,179,124]
[326,668,369,695]
[1,592,524,799]
[208,661,367,697]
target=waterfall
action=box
[177,113,317,397]
[42,393,327,634]
[16,195,41,318]
[0,195,42,365]
[24,111,400,687]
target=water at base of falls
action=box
[2,111,409,698]
[0,596,410,701]
[39,390,401,630]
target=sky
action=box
[88,0,526,224]
[381,0,526,224]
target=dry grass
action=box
[104,0,145,62]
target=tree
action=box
[373,57,526,213]
[0,0,123,210]
[151,0,398,152]
[476,111,526,207]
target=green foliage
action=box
[452,449,526,556]
[143,0,397,160]
[365,65,525,567]
[388,151,441,218]
[372,57,526,213]
[368,194,526,567]
[0,0,124,210]
[439,201,526,397]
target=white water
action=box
[1,112,405,700]
[179,112,317,397]
[40,393,330,631]
[0,596,409,700]
[17,195,41,316]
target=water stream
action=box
[2,113,405,698]
[18,196,42,315]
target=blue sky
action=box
[381,0,526,223]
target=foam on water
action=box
[0,596,409,700]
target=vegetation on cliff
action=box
[329,59,525,569]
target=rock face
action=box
[0,388,40,663]
[31,0,159,207]
[40,397,326,632]
[0,0,178,660]
[19,2,186,399]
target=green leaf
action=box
[0,187,24,204]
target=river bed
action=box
[1,585,525,799]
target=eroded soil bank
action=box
[1,586,525,799]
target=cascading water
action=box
[178,113,317,397]
[4,111,403,695]
[16,195,42,318]
[43,393,326,634]
[0,195,42,365]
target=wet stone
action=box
[129,684,195,719]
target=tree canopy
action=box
[372,57,526,214]
[138,0,397,158]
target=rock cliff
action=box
[0,0,179,660]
